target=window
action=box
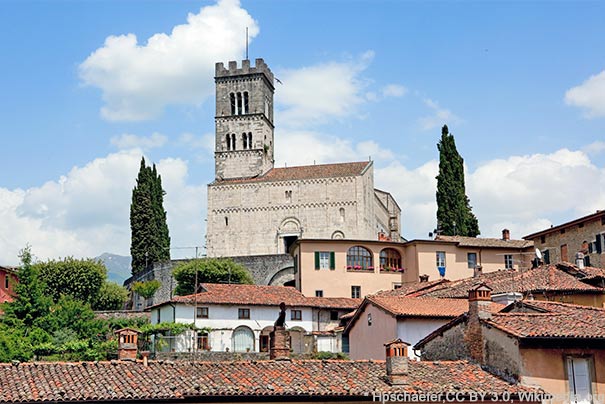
[238,308,250,319]
[561,244,569,262]
[314,251,334,270]
[291,310,302,321]
[260,335,269,352]
[236,92,242,115]
[467,253,477,269]
[579,223,584,228]
[436,251,446,268]
[367,313,372,326]
[231,133,236,150]
[380,248,402,270]
[196,307,209,319]
[347,246,373,270]
[504,254,514,269]
[560,228,566,234]
[315,290,323,297]
[242,133,248,149]
[540,235,546,244]
[156,310,160,323]
[225,134,231,150]
[4,276,8,290]
[230,93,236,115]
[285,190,292,202]
[225,216,229,226]
[596,234,603,254]
[585,255,591,267]
[543,249,550,264]
[330,310,339,321]
[243,91,249,114]
[602,216,605,226]
[248,132,252,148]
[197,332,209,350]
[566,357,593,403]
[339,207,345,222]
[351,286,361,299]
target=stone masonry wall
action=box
[421,321,469,361]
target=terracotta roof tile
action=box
[212,161,371,184]
[169,284,360,310]
[488,301,605,339]
[434,235,533,249]
[368,296,469,318]
[419,265,603,298]
[0,359,540,402]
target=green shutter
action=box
[314,252,320,270]
[329,251,335,270]
[543,249,550,265]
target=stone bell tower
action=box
[214,58,275,180]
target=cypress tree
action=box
[436,125,480,237]
[130,158,170,275]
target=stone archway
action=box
[278,217,302,254]
[268,266,295,286]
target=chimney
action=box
[419,274,429,283]
[502,229,510,241]
[465,283,492,363]
[576,252,585,269]
[141,350,150,367]
[269,326,291,360]
[115,328,140,361]
[384,339,410,385]
[473,265,483,278]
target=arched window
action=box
[231,133,236,150]
[242,133,248,149]
[347,246,373,270]
[247,132,252,148]
[243,91,249,114]
[230,93,236,115]
[225,134,231,150]
[380,248,402,271]
[339,207,345,222]
[237,92,243,115]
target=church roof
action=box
[213,161,371,184]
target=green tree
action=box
[173,258,254,295]
[131,280,161,300]
[436,125,480,237]
[35,257,106,304]
[1,246,52,329]
[92,282,129,310]
[130,157,170,275]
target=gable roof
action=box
[417,265,603,298]
[434,235,533,249]
[168,283,360,310]
[0,359,540,403]
[212,161,371,185]
[375,279,451,297]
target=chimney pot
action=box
[419,274,429,283]
[473,265,483,278]
[384,339,410,385]
[269,327,291,360]
[502,229,510,241]
[576,252,585,269]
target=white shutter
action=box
[568,357,592,404]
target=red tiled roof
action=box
[375,279,451,297]
[213,161,371,184]
[434,235,533,249]
[368,296,470,318]
[169,284,360,310]
[487,301,605,339]
[0,359,539,402]
[419,265,603,298]
[523,210,605,239]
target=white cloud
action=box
[275,51,374,128]
[582,140,605,156]
[274,129,393,167]
[382,84,407,98]
[79,0,258,121]
[565,70,605,118]
[111,132,167,150]
[0,151,205,265]
[418,98,462,131]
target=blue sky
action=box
[1,0,604,264]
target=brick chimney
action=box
[384,339,410,385]
[115,328,139,361]
[473,265,483,278]
[419,274,429,283]
[465,283,492,364]
[269,326,291,359]
[502,229,510,241]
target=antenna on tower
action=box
[245,27,249,60]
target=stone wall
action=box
[420,321,469,361]
[529,213,605,267]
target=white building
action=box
[150,283,359,354]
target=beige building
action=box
[291,231,534,298]
[205,59,401,286]
[524,210,605,268]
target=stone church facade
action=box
[206,58,402,286]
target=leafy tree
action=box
[131,280,161,300]
[35,257,106,304]
[92,281,129,310]
[130,157,170,275]
[173,258,254,296]
[436,125,480,237]
[1,246,52,329]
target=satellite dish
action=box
[535,248,543,259]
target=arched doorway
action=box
[232,326,255,352]
[259,326,273,353]
[278,217,302,254]
[289,326,307,354]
